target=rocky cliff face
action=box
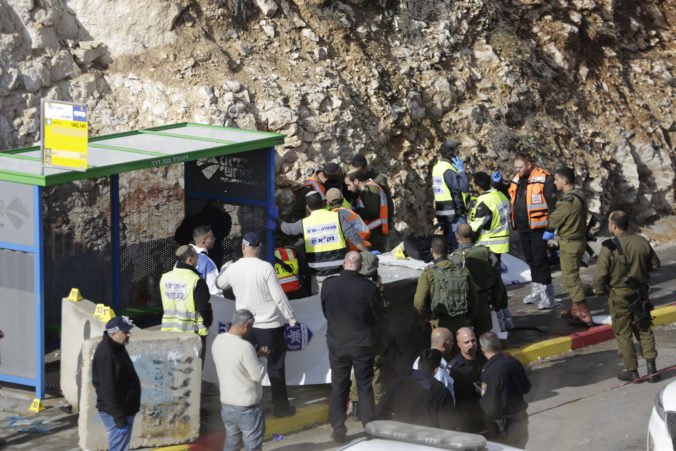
[1,0,674,240]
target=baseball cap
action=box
[105,316,134,334]
[323,162,341,177]
[242,231,262,247]
[326,188,343,204]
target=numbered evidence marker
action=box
[29,398,45,413]
[93,304,116,322]
[67,288,84,302]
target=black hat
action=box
[440,140,461,154]
[555,167,576,184]
[323,162,341,177]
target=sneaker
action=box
[617,369,640,382]
[273,405,297,418]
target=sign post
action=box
[41,99,88,171]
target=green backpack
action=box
[430,262,471,317]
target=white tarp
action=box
[202,252,533,386]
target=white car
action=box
[340,420,523,451]
[647,380,676,450]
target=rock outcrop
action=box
[1,0,674,240]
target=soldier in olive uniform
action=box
[593,210,661,383]
[547,167,593,326]
[450,224,498,336]
[414,235,480,338]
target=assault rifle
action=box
[623,276,654,328]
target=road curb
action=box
[507,302,676,365]
[153,303,676,449]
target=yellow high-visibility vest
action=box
[160,268,208,336]
[302,209,347,270]
[470,189,510,254]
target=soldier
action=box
[431,140,470,250]
[449,224,497,336]
[413,235,480,338]
[548,167,593,326]
[593,210,661,383]
[508,152,557,310]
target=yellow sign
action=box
[93,303,116,322]
[29,398,45,413]
[42,99,88,170]
[67,288,84,302]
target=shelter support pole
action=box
[111,175,120,312]
[266,147,275,264]
[33,186,45,399]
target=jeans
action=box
[99,412,135,451]
[220,403,265,451]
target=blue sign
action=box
[218,321,232,334]
[284,323,313,352]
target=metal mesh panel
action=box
[43,179,112,340]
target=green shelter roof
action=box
[0,123,285,186]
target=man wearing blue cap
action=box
[216,232,298,417]
[92,316,141,451]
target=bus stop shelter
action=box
[0,123,284,398]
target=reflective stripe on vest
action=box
[364,180,389,235]
[274,247,302,293]
[432,160,456,203]
[508,166,550,230]
[333,207,371,251]
[470,189,510,254]
[304,177,326,199]
[160,268,208,336]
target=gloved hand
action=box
[451,155,465,172]
[265,219,277,231]
[288,319,298,328]
[267,204,279,220]
[542,231,555,241]
[491,170,502,183]
[370,250,381,255]
[115,417,127,429]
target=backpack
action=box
[430,262,471,317]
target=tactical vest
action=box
[508,166,550,229]
[332,207,371,250]
[302,209,347,271]
[160,268,208,336]
[274,247,302,293]
[430,262,471,317]
[470,189,510,254]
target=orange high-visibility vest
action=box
[508,166,550,230]
[303,176,326,199]
[332,207,371,250]
[364,180,389,235]
[274,247,302,293]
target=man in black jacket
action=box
[321,251,383,443]
[92,316,141,451]
[479,331,531,448]
[378,349,457,430]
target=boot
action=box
[617,369,640,382]
[523,283,541,305]
[538,284,555,310]
[646,359,661,383]
[570,301,594,327]
[561,302,578,319]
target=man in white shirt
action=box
[191,225,222,296]
[212,309,268,451]
[412,327,455,403]
[216,232,298,417]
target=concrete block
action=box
[78,329,202,449]
[60,298,106,412]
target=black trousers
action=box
[489,411,529,449]
[328,345,375,433]
[518,229,551,285]
[247,326,290,410]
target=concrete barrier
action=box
[60,298,105,412]
[69,300,202,449]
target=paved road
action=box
[267,326,676,450]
